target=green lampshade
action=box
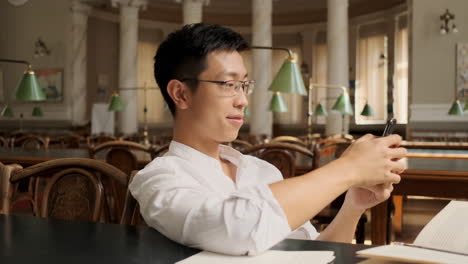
[314,103,328,116]
[31,106,43,117]
[1,105,14,118]
[332,92,354,115]
[16,68,46,101]
[108,93,124,111]
[464,98,468,111]
[360,102,375,117]
[269,92,288,112]
[448,100,464,116]
[244,106,250,118]
[269,58,307,96]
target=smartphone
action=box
[382,118,397,136]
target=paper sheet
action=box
[413,200,468,254]
[357,245,468,264]
[176,250,335,264]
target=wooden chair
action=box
[89,140,155,221]
[270,136,309,149]
[49,133,85,149]
[153,143,170,158]
[89,140,156,175]
[2,158,128,223]
[11,134,50,150]
[0,136,9,148]
[226,139,253,152]
[312,139,367,243]
[86,134,119,148]
[242,143,314,179]
[120,171,146,226]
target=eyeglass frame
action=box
[179,78,255,96]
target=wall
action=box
[410,0,468,125]
[0,0,70,126]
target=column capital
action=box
[174,0,210,6]
[111,0,148,10]
[70,0,92,15]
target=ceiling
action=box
[92,0,406,26]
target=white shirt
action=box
[129,141,318,256]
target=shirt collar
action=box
[168,140,244,168]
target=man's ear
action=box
[167,79,191,110]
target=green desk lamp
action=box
[250,46,307,113]
[0,59,46,101]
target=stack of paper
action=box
[176,250,335,264]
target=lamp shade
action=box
[332,92,354,115]
[269,92,288,112]
[314,103,328,116]
[360,102,375,117]
[244,106,250,118]
[269,58,307,96]
[1,105,14,117]
[15,69,46,101]
[31,106,43,117]
[108,93,124,111]
[448,100,464,116]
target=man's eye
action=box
[226,82,235,88]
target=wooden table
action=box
[370,157,468,245]
[0,214,372,264]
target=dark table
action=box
[0,214,371,264]
[370,157,468,245]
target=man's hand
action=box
[339,134,407,187]
[343,157,408,211]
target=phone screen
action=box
[382,118,397,136]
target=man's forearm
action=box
[269,158,356,230]
[316,202,364,243]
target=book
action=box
[176,250,335,264]
[357,200,468,264]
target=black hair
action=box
[154,23,249,116]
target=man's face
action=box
[184,50,249,143]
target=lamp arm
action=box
[250,46,294,59]
[0,58,31,67]
[309,83,348,93]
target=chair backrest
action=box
[0,136,9,148]
[153,143,170,157]
[86,134,119,148]
[242,143,314,179]
[89,140,155,219]
[227,139,253,152]
[3,158,127,223]
[312,139,351,169]
[270,136,309,148]
[11,135,49,150]
[120,171,146,226]
[49,134,85,149]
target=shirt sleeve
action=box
[129,158,292,256]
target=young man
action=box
[129,23,407,256]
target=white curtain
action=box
[394,18,408,124]
[356,31,388,124]
[137,39,173,126]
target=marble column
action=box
[326,0,349,135]
[111,0,147,135]
[250,0,273,138]
[176,0,209,25]
[68,0,91,126]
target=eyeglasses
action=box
[180,78,255,97]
